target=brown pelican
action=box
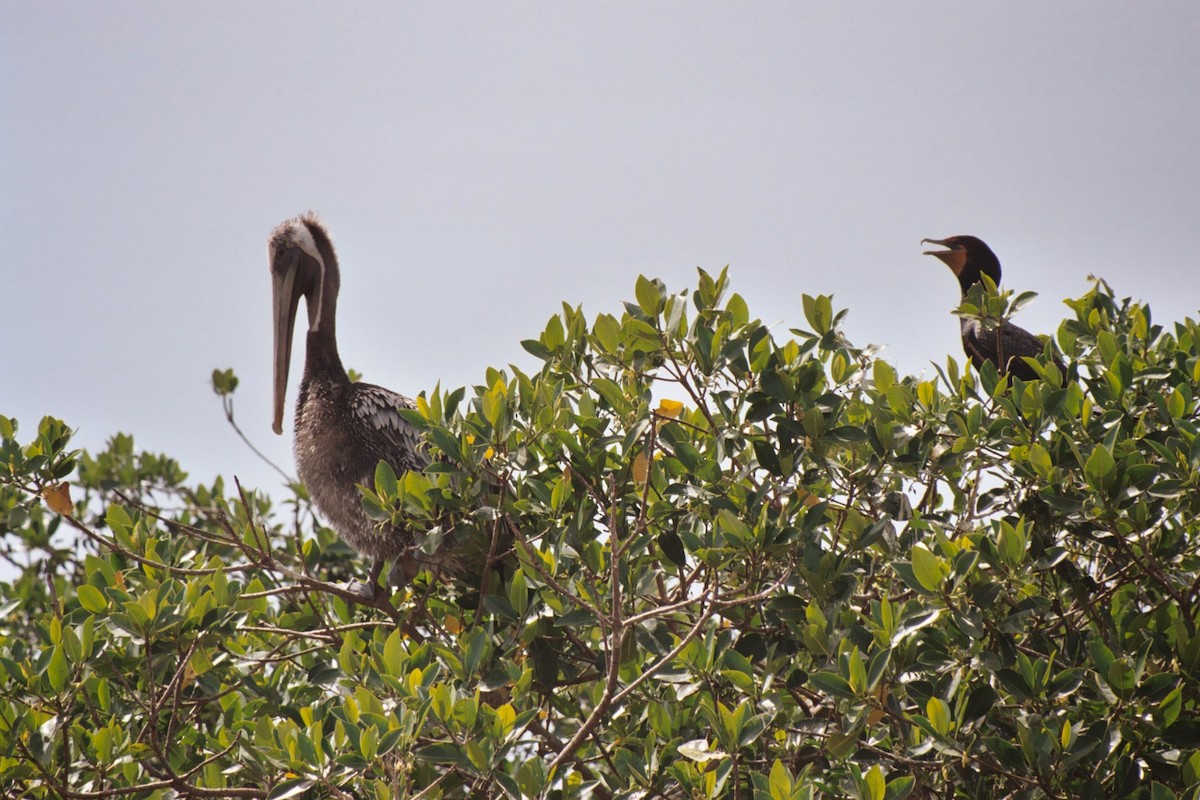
[922,235,1061,381]
[269,213,437,595]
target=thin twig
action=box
[221,395,293,483]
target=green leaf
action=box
[360,724,379,761]
[507,568,529,619]
[1028,442,1053,480]
[1097,329,1119,362]
[47,645,68,691]
[717,508,752,542]
[635,275,664,317]
[481,382,508,428]
[738,712,770,747]
[963,684,997,722]
[592,378,631,412]
[864,765,886,800]
[428,426,463,462]
[1149,782,1177,800]
[1167,388,1185,419]
[517,759,547,797]
[521,338,551,360]
[926,697,952,736]
[873,359,895,392]
[802,294,833,333]
[1107,659,1136,695]
[543,313,565,350]
[105,504,134,539]
[677,739,726,763]
[768,759,793,799]
[910,545,944,593]
[726,293,749,326]
[665,295,688,334]
[77,585,107,613]
[917,380,936,408]
[1159,685,1182,727]
[884,776,915,800]
[210,368,239,396]
[593,313,621,352]
[463,628,488,677]
[374,460,398,499]
[268,779,315,800]
[1084,445,1116,492]
[810,671,856,699]
[847,648,867,694]
[825,730,858,758]
[866,648,891,691]
[382,629,404,678]
[1183,751,1200,787]
[997,519,1026,567]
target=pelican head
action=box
[268,213,340,435]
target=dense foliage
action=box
[3,271,1200,799]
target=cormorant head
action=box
[268,213,340,435]
[921,235,1001,294]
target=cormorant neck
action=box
[957,269,982,296]
[958,252,1002,296]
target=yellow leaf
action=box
[656,398,684,418]
[42,482,72,515]
[484,446,495,459]
[867,684,889,725]
[917,380,936,408]
[795,488,821,508]
[444,614,462,634]
[632,452,649,483]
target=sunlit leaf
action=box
[632,452,649,484]
[677,739,726,763]
[910,545,944,593]
[77,585,106,613]
[926,697,951,736]
[41,482,72,514]
[656,398,684,418]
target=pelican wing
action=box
[351,384,428,473]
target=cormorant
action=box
[922,235,1059,381]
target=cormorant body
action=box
[922,235,1058,381]
[269,213,446,592]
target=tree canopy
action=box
[3,270,1200,799]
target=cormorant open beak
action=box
[271,249,303,436]
[921,237,966,276]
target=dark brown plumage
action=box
[269,213,450,594]
[922,235,1060,381]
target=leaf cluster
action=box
[3,272,1200,799]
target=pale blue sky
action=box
[4,4,1198,496]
